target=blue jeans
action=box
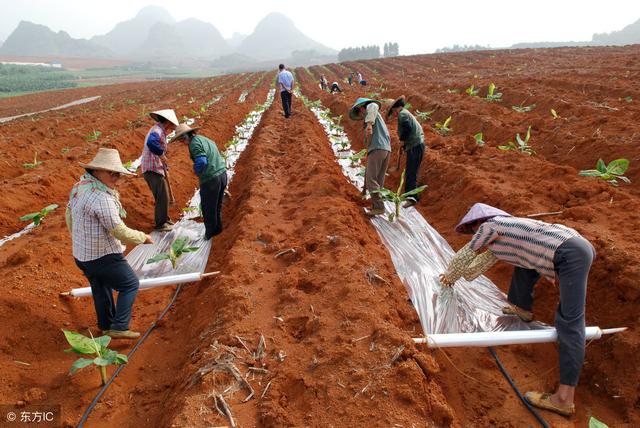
[75,253,139,331]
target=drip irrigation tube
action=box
[488,347,550,428]
[76,284,183,428]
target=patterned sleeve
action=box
[462,250,498,281]
[93,195,123,232]
[443,243,478,284]
[469,221,499,252]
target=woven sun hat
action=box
[149,109,179,126]
[78,148,135,176]
[387,95,406,118]
[173,123,201,141]
[455,203,512,234]
[349,97,381,120]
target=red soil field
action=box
[0,46,638,427]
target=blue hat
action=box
[349,97,381,120]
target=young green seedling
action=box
[474,132,485,146]
[485,83,503,102]
[348,149,367,166]
[588,416,609,428]
[146,236,200,270]
[498,126,535,155]
[63,330,128,385]
[182,206,203,217]
[579,158,631,186]
[23,152,43,169]
[435,116,452,135]
[550,108,560,120]
[356,167,366,177]
[465,85,479,97]
[624,96,633,103]
[512,102,536,113]
[415,110,435,123]
[61,147,71,154]
[225,137,240,152]
[85,130,101,142]
[122,160,136,172]
[372,170,427,222]
[19,204,58,226]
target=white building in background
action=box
[0,61,63,68]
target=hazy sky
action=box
[1,0,640,54]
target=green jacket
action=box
[397,108,424,150]
[188,135,226,184]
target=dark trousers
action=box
[280,91,292,118]
[201,172,228,240]
[507,237,595,386]
[404,144,425,200]
[75,253,140,331]
[143,171,169,228]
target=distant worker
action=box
[439,203,596,417]
[330,81,342,94]
[67,148,153,339]
[348,72,354,86]
[320,75,328,91]
[277,64,295,118]
[358,72,367,86]
[387,96,425,207]
[141,109,179,232]
[349,97,391,216]
[173,124,228,240]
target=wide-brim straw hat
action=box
[387,95,406,118]
[149,109,179,126]
[455,203,512,234]
[173,123,201,141]
[349,97,381,120]
[78,148,135,176]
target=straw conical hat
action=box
[149,109,179,126]
[173,123,200,141]
[78,148,135,176]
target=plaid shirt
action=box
[141,123,167,175]
[70,187,125,261]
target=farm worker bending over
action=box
[349,97,392,217]
[173,124,228,240]
[330,82,342,94]
[387,96,425,207]
[67,148,153,340]
[439,203,596,417]
[358,72,366,86]
[141,109,179,232]
[277,64,295,118]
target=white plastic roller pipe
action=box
[64,272,219,298]
[413,327,627,348]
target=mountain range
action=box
[0,5,336,65]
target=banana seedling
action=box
[474,132,485,146]
[485,83,502,102]
[435,116,452,135]
[415,109,435,123]
[23,152,43,169]
[146,236,200,270]
[498,126,535,155]
[372,170,427,222]
[466,85,479,96]
[85,130,101,142]
[512,102,536,113]
[225,137,240,152]
[63,330,128,385]
[579,159,630,186]
[348,149,367,166]
[551,108,560,120]
[20,204,58,226]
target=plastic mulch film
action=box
[127,88,276,280]
[302,93,549,335]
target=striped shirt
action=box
[141,124,167,175]
[470,217,579,278]
[70,187,125,262]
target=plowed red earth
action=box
[0,46,637,428]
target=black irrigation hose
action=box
[488,346,550,428]
[76,284,183,428]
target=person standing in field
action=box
[349,97,391,216]
[277,64,295,118]
[320,74,328,91]
[439,203,596,417]
[173,124,228,240]
[348,72,354,86]
[67,148,153,339]
[141,109,179,232]
[387,96,425,207]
